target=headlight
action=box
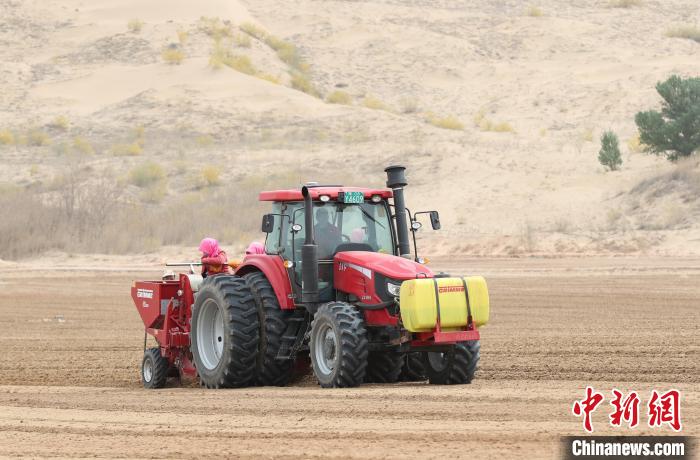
[386,282,402,297]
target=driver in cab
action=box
[314,207,341,258]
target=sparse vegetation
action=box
[627,134,644,153]
[51,115,69,130]
[581,127,594,142]
[128,19,143,34]
[177,29,189,45]
[73,136,94,155]
[27,128,50,146]
[400,98,419,114]
[196,135,214,147]
[525,6,544,17]
[239,22,267,41]
[326,90,352,105]
[201,165,222,186]
[474,110,514,133]
[110,142,143,156]
[290,72,320,97]
[427,114,464,130]
[199,17,232,40]
[129,162,165,188]
[635,75,700,161]
[0,129,15,145]
[209,42,256,74]
[162,46,185,65]
[608,0,643,8]
[362,95,391,111]
[598,130,623,171]
[665,25,700,43]
[257,73,281,84]
[234,33,252,48]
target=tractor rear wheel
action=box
[365,350,403,383]
[423,341,480,385]
[309,302,368,388]
[191,275,259,388]
[399,352,426,382]
[244,272,293,386]
[142,347,169,389]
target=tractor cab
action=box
[260,187,396,302]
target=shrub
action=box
[598,130,622,171]
[209,43,256,74]
[73,136,94,155]
[27,128,50,146]
[666,26,700,43]
[162,46,185,65]
[141,181,167,204]
[196,135,214,147]
[202,165,222,186]
[473,109,514,133]
[129,162,165,187]
[234,33,252,48]
[326,90,352,105]
[51,115,69,130]
[257,73,281,84]
[635,75,700,161]
[110,142,142,156]
[199,17,232,40]
[128,19,143,33]
[400,98,419,114]
[427,114,464,130]
[627,134,644,153]
[525,6,544,17]
[290,72,320,97]
[177,29,189,45]
[239,22,267,40]
[362,95,390,111]
[608,0,642,7]
[0,129,15,145]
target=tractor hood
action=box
[334,251,434,280]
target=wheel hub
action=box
[314,324,338,376]
[196,299,225,370]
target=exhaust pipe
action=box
[384,165,411,258]
[301,186,319,304]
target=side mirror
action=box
[430,211,441,230]
[261,214,275,233]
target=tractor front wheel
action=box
[423,341,480,385]
[190,276,259,388]
[309,302,368,388]
[142,347,169,389]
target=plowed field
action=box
[1,258,698,458]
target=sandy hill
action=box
[0,0,699,259]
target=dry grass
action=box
[427,114,464,130]
[196,135,214,147]
[110,142,142,156]
[209,42,256,74]
[177,29,189,46]
[627,134,644,153]
[201,165,222,187]
[666,25,700,43]
[473,110,514,133]
[581,127,594,142]
[199,17,232,40]
[326,90,352,105]
[362,95,391,111]
[51,115,69,130]
[162,47,185,65]
[127,19,143,34]
[608,0,643,7]
[129,162,165,188]
[257,73,281,84]
[27,128,50,146]
[0,129,15,145]
[400,98,419,114]
[239,22,267,41]
[290,72,320,97]
[234,33,252,48]
[525,6,544,17]
[72,136,94,155]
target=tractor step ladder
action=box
[276,311,309,360]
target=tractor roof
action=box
[259,187,393,202]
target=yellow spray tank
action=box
[399,276,490,332]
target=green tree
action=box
[635,75,700,161]
[598,130,622,171]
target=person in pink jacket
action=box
[245,241,265,255]
[198,237,232,277]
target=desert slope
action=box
[0,0,699,258]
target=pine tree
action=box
[598,130,622,171]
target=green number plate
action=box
[343,191,364,204]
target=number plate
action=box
[342,191,364,204]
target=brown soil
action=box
[0,258,698,458]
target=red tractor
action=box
[131,165,490,388]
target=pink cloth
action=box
[198,237,220,257]
[350,228,365,243]
[245,242,265,255]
